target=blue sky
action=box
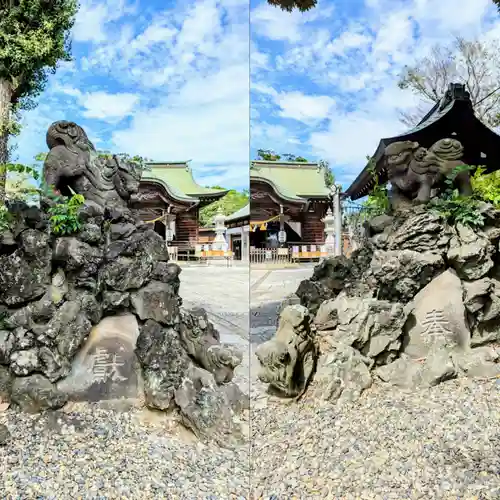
[250,0,500,189]
[14,0,500,193]
[15,0,249,191]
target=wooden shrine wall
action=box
[300,202,329,245]
[175,209,199,245]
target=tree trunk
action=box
[0,78,13,204]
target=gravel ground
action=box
[251,376,500,499]
[4,341,500,499]
[0,304,252,500]
[0,404,250,499]
[0,355,252,499]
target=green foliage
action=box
[0,0,78,108]
[255,150,309,163]
[318,159,334,188]
[48,188,85,235]
[361,156,390,217]
[0,0,78,201]
[267,0,317,12]
[2,161,39,181]
[430,165,485,228]
[471,166,500,206]
[34,152,47,162]
[431,193,485,228]
[199,189,249,227]
[256,149,281,161]
[282,154,308,162]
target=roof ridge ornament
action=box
[440,83,470,110]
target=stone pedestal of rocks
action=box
[0,201,247,446]
[0,120,247,447]
[258,206,500,404]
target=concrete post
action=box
[331,184,343,256]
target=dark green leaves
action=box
[362,157,390,217]
[267,0,317,12]
[48,190,85,235]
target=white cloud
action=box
[327,30,372,55]
[251,121,302,154]
[175,0,222,56]
[372,10,414,56]
[54,87,140,121]
[251,0,500,185]
[276,92,335,124]
[251,82,278,97]
[111,64,249,165]
[72,0,137,43]
[16,0,249,189]
[251,2,333,42]
[411,0,492,33]
[195,163,249,189]
[127,22,177,55]
[81,92,140,120]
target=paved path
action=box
[250,266,313,344]
[178,264,249,344]
[179,263,315,393]
[179,263,314,342]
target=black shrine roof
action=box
[344,83,500,200]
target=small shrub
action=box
[471,166,500,207]
[430,165,484,228]
[48,189,85,235]
[362,157,390,217]
[0,204,11,233]
[431,193,485,228]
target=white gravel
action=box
[4,341,500,499]
[0,404,250,499]
[0,335,252,499]
[251,375,500,499]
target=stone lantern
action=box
[278,205,287,246]
[323,207,335,255]
[212,207,228,251]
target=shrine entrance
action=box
[250,220,302,249]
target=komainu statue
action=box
[43,121,142,209]
[179,309,243,384]
[255,304,317,398]
[384,138,473,210]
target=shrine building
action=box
[249,160,331,248]
[131,161,227,257]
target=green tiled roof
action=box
[226,203,249,222]
[250,161,330,201]
[142,162,228,202]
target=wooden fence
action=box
[250,244,328,264]
[166,243,234,264]
[249,232,362,264]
